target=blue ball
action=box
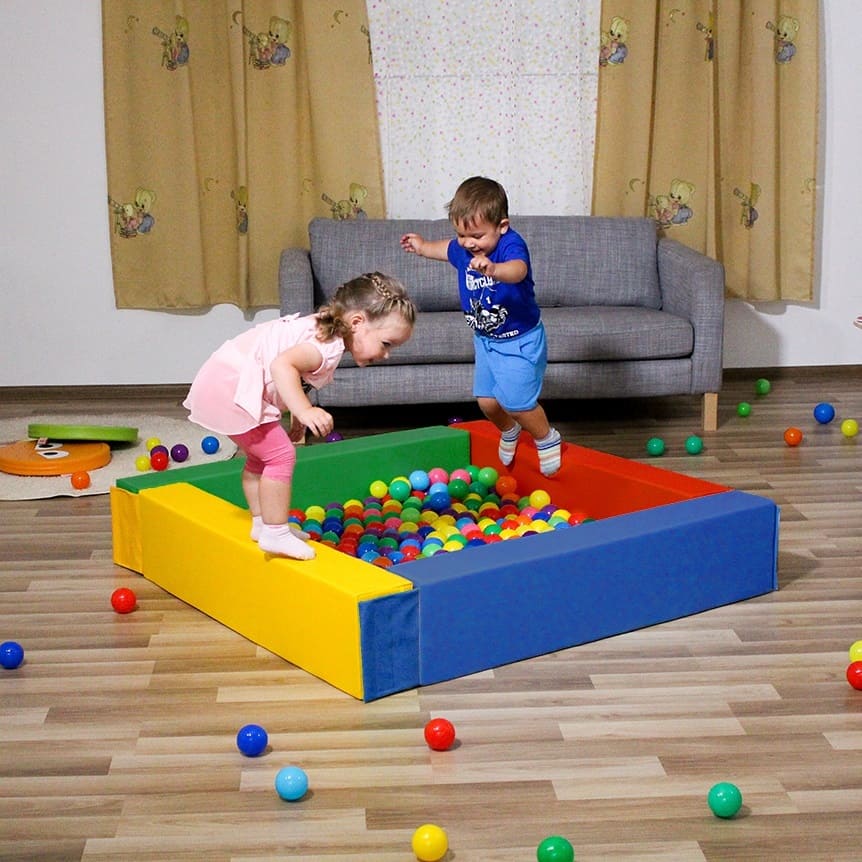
[0,641,24,670]
[274,765,308,801]
[813,402,835,424]
[236,723,268,757]
[409,469,430,491]
[201,435,220,454]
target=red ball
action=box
[847,661,862,690]
[783,427,803,447]
[424,717,456,751]
[70,471,91,490]
[111,587,137,614]
[150,450,169,471]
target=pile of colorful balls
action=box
[288,464,592,568]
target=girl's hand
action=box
[296,406,334,438]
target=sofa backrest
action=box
[307,216,661,312]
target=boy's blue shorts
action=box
[473,322,547,412]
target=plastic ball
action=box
[150,450,169,471]
[201,435,220,454]
[369,479,388,498]
[707,781,743,818]
[685,435,704,455]
[170,443,189,462]
[536,835,575,862]
[850,641,862,663]
[813,402,835,424]
[447,478,469,500]
[847,661,862,691]
[135,455,151,472]
[70,471,91,490]
[783,427,803,447]
[477,466,498,487]
[411,823,448,861]
[496,475,517,496]
[150,445,169,458]
[428,467,449,485]
[409,470,430,491]
[145,437,162,452]
[325,431,344,442]
[236,723,268,757]
[389,479,412,501]
[754,378,771,396]
[841,418,859,438]
[646,437,665,456]
[274,765,308,801]
[737,402,751,417]
[529,489,551,510]
[0,641,24,670]
[424,717,456,751]
[110,587,137,614]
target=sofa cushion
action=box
[309,218,457,312]
[515,216,662,309]
[543,307,692,361]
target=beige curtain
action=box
[102,2,383,310]
[593,1,818,301]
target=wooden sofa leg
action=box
[702,392,718,432]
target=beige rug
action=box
[0,413,237,501]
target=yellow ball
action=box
[145,436,161,452]
[841,418,859,438]
[850,641,862,663]
[135,455,151,472]
[304,505,326,522]
[411,823,448,861]
[529,488,551,509]
[369,479,388,498]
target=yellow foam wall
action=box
[137,483,413,699]
[110,486,142,573]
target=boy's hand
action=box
[296,406,334,438]
[469,255,496,278]
[400,233,424,255]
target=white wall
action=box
[1,1,859,388]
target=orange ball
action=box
[70,471,91,490]
[783,427,803,447]
[495,475,518,496]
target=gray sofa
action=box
[278,216,725,431]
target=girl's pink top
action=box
[183,313,345,435]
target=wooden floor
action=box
[1,368,861,862]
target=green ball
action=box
[707,781,743,818]
[646,437,665,456]
[388,478,411,501]
[537,835,575,862]
[685,434,704,455]
[754,378,771,396]
[477,466,499,487]
[447,478,470,500]
[737,401,752,417]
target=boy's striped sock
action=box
[498,422,521,466]
[536,427,562,476]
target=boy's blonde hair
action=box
[316,272,416,341]
[447,176,509,227]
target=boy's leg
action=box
[511,404,562,477]
[477,396,521,465]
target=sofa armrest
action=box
[278,248,315,316]
[657,238,725,393]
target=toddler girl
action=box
[184,272,416,560]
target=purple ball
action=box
[325,431,344,443]
[170,443,189,463]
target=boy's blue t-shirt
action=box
[447,228,541,340]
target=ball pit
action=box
[286,464,590,568]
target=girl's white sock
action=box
[258,523,315,560]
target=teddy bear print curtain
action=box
[592,1,819,301]
[102,2,384,310]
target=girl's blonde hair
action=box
[316,272,416,341]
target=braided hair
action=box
[316,272,416,341]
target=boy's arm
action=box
[468,255,528,283]
[400,233,450,262]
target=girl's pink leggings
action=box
[229,421,296,484]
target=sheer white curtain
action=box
[367,1,601,219]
